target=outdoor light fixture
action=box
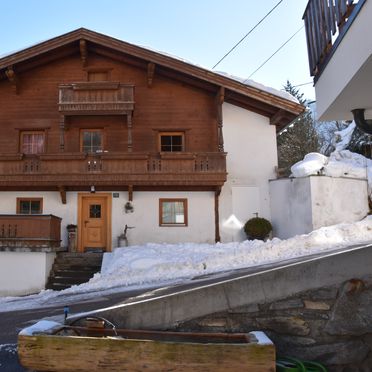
[351,109,372,134]
[90,185,95,193]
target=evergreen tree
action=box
[277,81,320,173]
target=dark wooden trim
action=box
[128,185,133,201]
[215,187,221,243]
[147,62,155,87]
[270,109,286,126]
[16,197,43,214]
[159,198,188,227]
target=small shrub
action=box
[244,217,272,240]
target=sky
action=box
[0,0,315,100]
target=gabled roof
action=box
[0,28,304,129]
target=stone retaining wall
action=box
[177,276,372,371]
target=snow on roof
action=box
[142,45,298,103]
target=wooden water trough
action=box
[18,317,275,371]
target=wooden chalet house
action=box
[0,29,302,295]
[303,0,369,123]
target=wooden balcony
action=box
[303,0,366,79]
[58,82,134,115]
[0,152,227,189]
[0,214,61,250]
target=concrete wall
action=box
[0,191,215,248]
[270,176,369,239]
[220,103,278,242]
[0,251,55,296]
[269,177,313,239]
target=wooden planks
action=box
[18,333,275,372]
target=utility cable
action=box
[212,0,284,70]
[244,25,304,82]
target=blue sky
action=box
[1,0,314,99]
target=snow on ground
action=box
[1,217,372,312]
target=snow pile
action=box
[291,153,328,177]
[70,217,372,293]
[290,150,372,195]
[334,121,356,151]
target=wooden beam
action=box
[215,187,221,243]
[5,66,19,94]
[128,185,133,201]
[79,39,88,67]
[270,109,286,126]
[59,115,65,151]
[127,112,133,152]
[59,186,66,204]
[147,62,155,87]
[216,87,225,152]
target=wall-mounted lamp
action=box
[124,201,134,213]
[90,185,95,194]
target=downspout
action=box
[351,109,372,135]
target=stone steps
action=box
[46,252,103,290]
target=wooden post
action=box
[128,185,133,201]
[59,115,65,152]
[59,186,66,204]
[147,62,155,87]
[215,187,221,243]
[127,112,133,152]
[216,87,225,152]
[80,39,88,67]
[5,66,19,94]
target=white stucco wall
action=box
[0,251,55,296]
[220,102,278,242]
[111,191,215,246]
[269,176,369,239]
[0,191,215,248]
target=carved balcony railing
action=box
[0,152,227,188]
[58,82,135,115]
[303,0,366,78]
[0,214,61,250]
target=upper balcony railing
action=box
[58,82,135,115]
[303,0,366,79]
[0,152,227,188]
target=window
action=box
[159,132,184,152]
[159,199,187,226]
[21,131,45,154]
[17,198,43,214]
[87,71,109,81]
[81,130,103,153]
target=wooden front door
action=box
[78,194,112,252]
